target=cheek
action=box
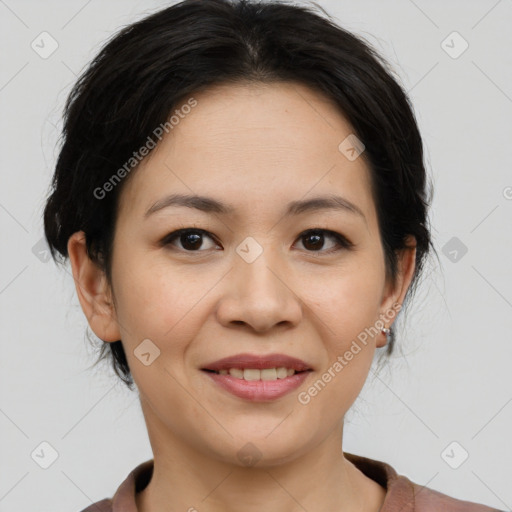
[111,252,195,344]
[298,270,383,418]
[112,267,207,404]
[305,259,385,345]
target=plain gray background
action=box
[1,0,511,510]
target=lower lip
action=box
[202,371,311,402]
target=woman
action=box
[43,0,503,510]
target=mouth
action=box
[202,367,308,380]
[201,353,312,373]
[200,353,313,401]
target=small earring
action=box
[381,327,391,336]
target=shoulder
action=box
[412,482,504,512]
[75,459,153,512]
[344,452,503,512]
[78,498,113,512]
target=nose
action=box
[215,250,303,333]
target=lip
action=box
[200,352,312,402]
[201,353,312,372]
[202,370,311,402]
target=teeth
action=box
[261,368,277,380]
[229,368,244,379]
[221,367,297,380]
[276,367,288,379]
[243,369,260,381]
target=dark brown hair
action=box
[44,0,435,390]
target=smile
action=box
[205,367,298,380]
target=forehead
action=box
[118,81,375,225]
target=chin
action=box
[206,430,314,469]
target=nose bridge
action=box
[236,238,289,301]
[240,243,284,297]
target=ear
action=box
[377,235,417,348]
[67,231,121,343]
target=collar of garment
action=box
[82,451,502,512]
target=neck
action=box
[135,408,385,512]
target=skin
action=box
[68,81,416,512]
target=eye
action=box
[161,227,353,255]
[294,229,353,254]
[161,228,219,252]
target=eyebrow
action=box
[144,193,365,220]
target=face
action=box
[69,81,415,467]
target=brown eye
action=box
[163,229,218,252]
[296,229,353,253]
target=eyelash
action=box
[160,227,354,255]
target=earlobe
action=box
[377,236,417,348]
[67,231,121,342]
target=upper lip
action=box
[201,353,312,372]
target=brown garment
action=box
[80,452,503,511]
